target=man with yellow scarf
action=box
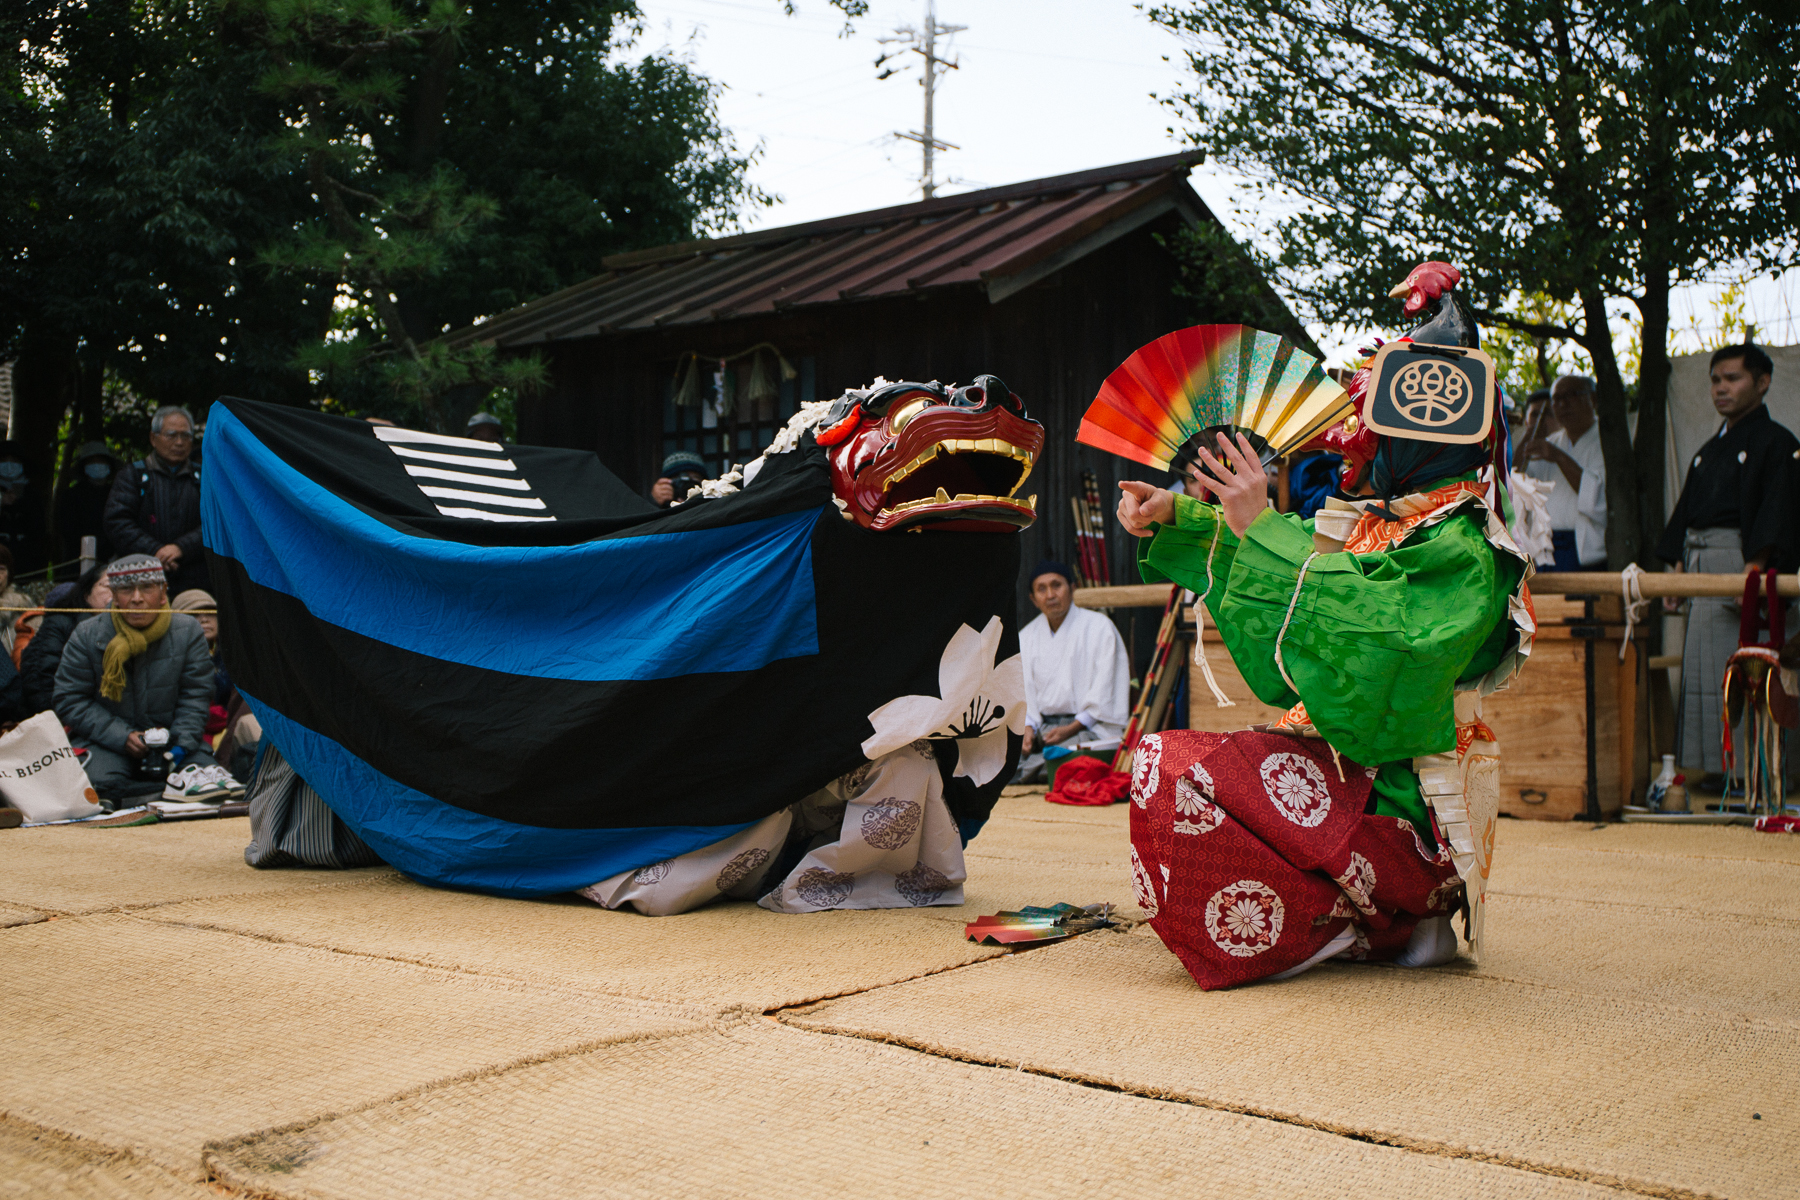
[52,555,243,806]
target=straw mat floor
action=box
[3,790,1796,1198]
[143,873,1011,1011]
[0,915,703,1176]
[205,1020,1629,1200]
[0,1116,217,1200]
[0,900,44,927]
[0,817,393,914]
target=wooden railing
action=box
[1074,571,1798,610]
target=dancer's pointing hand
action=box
[1117,480,1175,538]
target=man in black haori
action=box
[1657,342,1799,787]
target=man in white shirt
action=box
[1520,374,1607,569]
[1014,561,1130,783]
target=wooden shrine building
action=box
[442,152,1303,606]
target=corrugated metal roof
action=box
[446,153,1207,349]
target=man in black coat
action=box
[1657,342,1798,784]
[59,441,121,565]
[104,406,208,595]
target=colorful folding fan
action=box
[1077,325,1353,472]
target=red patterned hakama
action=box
[1129,729,1461,990]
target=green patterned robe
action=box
[1137,488,1525,837]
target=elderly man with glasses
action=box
[104,405,209,595]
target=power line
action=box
[875,1,963,200]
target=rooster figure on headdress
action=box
[1081,262,1536,991]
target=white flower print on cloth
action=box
[1131,734,1163,807]
[1173,764,1223,836]
[1334,852,1377,915]
[1259,752,1332,828]
[861,616,1026,787]
[1130,845,1159,918]
[1204,880,1284,957]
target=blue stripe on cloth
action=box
[202,405,820,682]
[248,696,754,897]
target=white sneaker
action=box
[162,763,232,803]
[198,763,247,799]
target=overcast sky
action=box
[632,0,1797,362]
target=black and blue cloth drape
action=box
[202,397,1021,896]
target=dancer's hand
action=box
[1193,432,1269,537]
[1117,481,1175,538]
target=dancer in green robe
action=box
[1110,266,1535,988]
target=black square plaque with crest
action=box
[1361,341,1497,444]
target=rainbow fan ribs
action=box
[1077,324,1353,471]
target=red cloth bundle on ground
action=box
[1045,755,1131,806]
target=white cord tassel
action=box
[1192,517,1235,707]
[1274,552,1321,696]
[1619,563,1647,662]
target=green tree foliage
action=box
[1147,0,1799,567]
[2,0,787,492]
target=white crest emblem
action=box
[1130,846,1159,918]
[1203,880,1284,957]
[1173,764,1224,836]
[1260,752,1332,827]
[1130,734,1163,807]
[1334,852,1377,914]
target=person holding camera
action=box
[52,555,243,805]
[652,450,709,507]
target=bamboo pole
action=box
[1074,573,1800,611]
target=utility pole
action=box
[875,1,964,200]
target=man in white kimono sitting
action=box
[1014,560,1130,783]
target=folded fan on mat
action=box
[964,903,1119,945]
[1077,325,1352,471]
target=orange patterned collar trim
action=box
[1343,479,1488,555]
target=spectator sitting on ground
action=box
[652,450,709,507]
[104,405,208,595]
[465,412,505,444]
[171,588,233,737]
[1013,560,1130,784]
[19,564,110,715]
[11,578,74,669]
[1519,374,1607,569]
[53,555,242,806]
[0,545,32,660]
[60,441,121,566]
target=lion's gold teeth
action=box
[882,438,1036,490]
[882,494,1036,515]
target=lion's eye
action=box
[889,398,931,432]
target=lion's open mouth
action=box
[882,437,1035,512]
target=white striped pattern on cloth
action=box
[373,426,556,523]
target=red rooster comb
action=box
[1388,262,1462,316]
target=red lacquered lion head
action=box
[815,375,1044,532]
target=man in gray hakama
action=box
[1657,343,1797,784]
